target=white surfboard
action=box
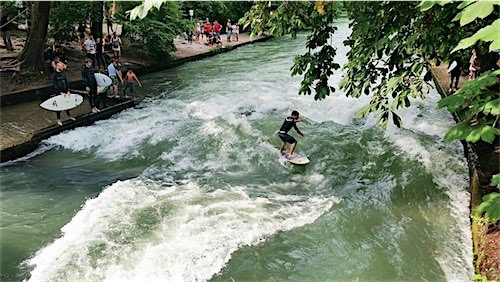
[278,150,310,165]
[285,153,310,165]
[447,61,457,73]
[94,73,112,87]
[40,93,83,111]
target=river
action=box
[0,22,473,281]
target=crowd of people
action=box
[192,17,239,47]
[49,52,142,126]
[43,15,142,127]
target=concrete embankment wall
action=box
[430,67,498,274]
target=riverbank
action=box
[431,64,500,280]
[0,32,270,162]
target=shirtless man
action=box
[123,68,142,98]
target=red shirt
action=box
[213,22,222,33]
[204,23,211,33]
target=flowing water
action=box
[0,22,473,281]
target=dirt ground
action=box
[0,28,257,95]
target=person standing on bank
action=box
[81,58,100,113]
[107,58,123,98]
[0,10,14,52]
[277,110,304,158]
[51,62,76,126]
[110,32,122,65]
[123,68,142,98]
[449,56,461,93]
[83,34,97,67]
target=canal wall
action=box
[430,65,499,276]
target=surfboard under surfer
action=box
[277,110,304,158]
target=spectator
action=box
[83,34,97,67]
[213,20,222,35]
[44,44,53,63]
[195,23,201,43]
[106,12,113,35]
[203,19,211,40]
[50,56,62,72]
[226,19,232,42]
[0,10,14,52]
[95,37,107,71]
[51,62,76,126]
[187,30,193,44]
[107,58,123,98]
[77,23,86,51]
[81,58,100,113]
[468,49,481,80]
[110,32,122,65]
[53,44,66,64]
[103,34,112,51]
[232,24,239,42]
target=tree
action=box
[113,1,187,58]
[15,1,50,75]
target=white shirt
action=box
[84,38,96,54]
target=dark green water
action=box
[1,23,472,281]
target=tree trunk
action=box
[90,1,104,39]
[16,1,50,74]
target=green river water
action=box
[0,22,473,281]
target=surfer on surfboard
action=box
[277,110,304,158]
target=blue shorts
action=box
[278,132,296,144]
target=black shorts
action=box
[278,133,296,144]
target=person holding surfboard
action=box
[277,110,304,158]
[51,62,76,126]
[81,58,100,113]
[448,56,461,93]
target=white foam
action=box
[26,179,338,281]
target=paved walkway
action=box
[431,63,469,96]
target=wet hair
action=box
[291,110,299,116]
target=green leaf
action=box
[480,125,499,144]
[483,99,500,115]
[491,174,500,188]
[465,126,482,143]
[477,192,500,223]
[457,0,475,9]
[392,112,402,128]
[438,94,465,112]
[418,1,437,12]
[444,121,473,142]
[452,19,500,52]
[460,1,494,26]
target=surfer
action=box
[81,58,100,113]
[51,62,76,126]
[277,110,304,158]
